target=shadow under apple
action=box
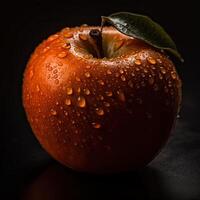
[21,163,170,200]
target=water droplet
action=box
[128,80,134,88]
[98,80,104,85]
[104,102,110,107]
[160,67,166,74]
[171,71,177,79]
[147,57,156,64]
[146,112,152,119]
[134,59,142,65]
[141,73,146,78]
[50,109,57,115]
[29,70,34,79]
[58,51,67,58]
[153,84,159,91]
[36,85,40,92]
[105,91,113,97]
[55,79,59,84]
[136,67,140,71]
[47,34,59,42]
[121,75,126,81]
[53,69,58,74]
[75,77,81,82]
[86,65,91,69]
[65,98,71,105]
[64,32,73,38]
[158,73,163,80]
[66,87,73,95]
[177,114,180,119]
[84,88,90,95]
[136,98,143,104]
[168,81,172,87]
[148,76,154,85]
[144,68,148,73]
[115,72,120,77]
[107,69,112,75]
[117,90,126,102]
[119,69,124,74]
[56,101,59,105]
[77,87,81,93]
[99,95,104,100]
[131,72,135,77]
[74,142,78,146]
[79,34,88,41]
[92,122,101,129]
[96,108,104,116]
[164,86,169,93]
[77,96,86,108]
[65,42,71,49]
[85,72,91,78]
[43,46,50,53]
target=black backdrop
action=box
[2,0,200,199]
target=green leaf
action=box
[101,12,183,62]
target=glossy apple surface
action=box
[23,26,181,173]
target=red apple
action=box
[23,25,181,173]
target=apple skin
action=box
[23,26,181,173]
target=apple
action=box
[23,19,181,173]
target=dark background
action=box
[2,0,200,199]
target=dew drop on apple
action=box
[97,136,103,141]
[92,122,101,129]
[128,80,134,88]
[115,72,120,77]
[77,96,86,108]
[98,80,104,85]
[171,71,177,79]
[79,34,88,41]
[74,142,78,146]
[99,95,104,100]
[64,32,73,38]
[75,77,81,82]
[85,72,91,78]
[147,57,156,64]
[36,85,40,92]
[148,76,154,85]
[117,90,126,102]
[136,67,140,71]
[136,98,143,104]
[119,69,124,74]
[50,109,57,115]
[58,51,67,58]
[134,59,142,65]
[29,70,34,79]
[47,34,59,42]
[160,67,166,74]
[121,75,126,81]
[66,87,73,95]
[105,91,113,97]
[159,73,163,80]
[104,102,110,107]
[64,111,68,116]
[144,68,148,73]
[131,72,135,77]
[153,84,159,91]
[107,69,112,75]
[65,98,71,106]
[77,87,81,93]
[86,65,91,69]
[96,108,104,116]
[84,88,90,95]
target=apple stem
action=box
[89,29,104,58]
